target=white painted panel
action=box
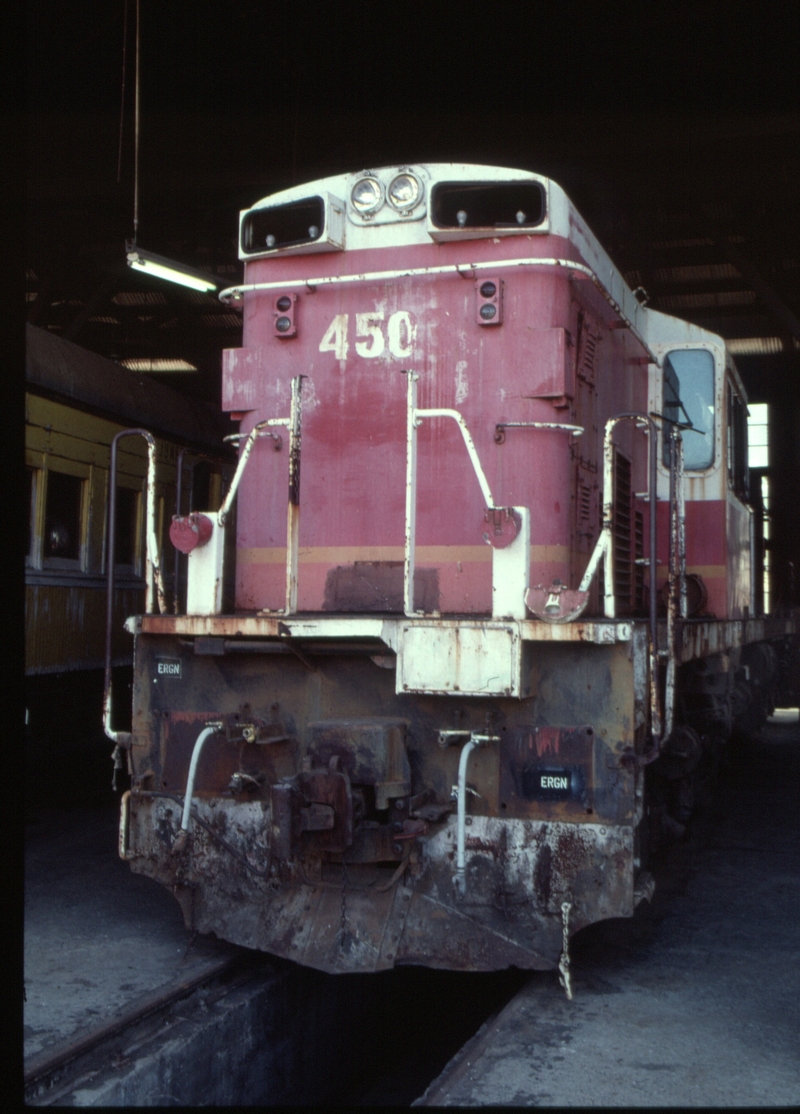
[397,623,521,696]
[186,518,225,615]
[492,507,530,620]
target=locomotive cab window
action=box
[43,470,84,564]
[662,348,715,470]
[727,380,749,499]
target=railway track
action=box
[24,953,255,1105]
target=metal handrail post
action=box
[403,371,420,617]
[104,428,165,743]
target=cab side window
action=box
[727,381,749,499]
[662,349,715,470]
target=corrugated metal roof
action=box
[111,291,169,306]
[653,263,741,283]
[656,290,756,311]
[727,336,799,355]
[199,314,244,329]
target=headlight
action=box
[351,176,384,214]
[388,172,422,211]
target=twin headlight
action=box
[350,171,423,216]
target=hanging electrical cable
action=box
[116,0,129,184]
[133,0,140,244]
[122,0,220,293]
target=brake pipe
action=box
[454,733,500,895]
[172,723,223,852]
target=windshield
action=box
[662,348,715,470]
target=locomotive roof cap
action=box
[239,163,556,258]
[235,163,737,369]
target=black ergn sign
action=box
[154,658,182,680]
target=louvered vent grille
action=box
[578,324,598,383]
[578,480,592,524]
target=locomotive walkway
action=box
[418,711,800,1107]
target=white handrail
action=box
[219,257,659,366]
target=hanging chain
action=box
[558,900,573,1000]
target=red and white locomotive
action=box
[110,164,797,979]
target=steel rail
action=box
[23,956,239,1092]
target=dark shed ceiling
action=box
[25,1,800,605]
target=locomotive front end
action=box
[117,164,674,975]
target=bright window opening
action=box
[761,474,771,616]
[748,402,769,469]
[748,404,770,614]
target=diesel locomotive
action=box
[108,164,798,984]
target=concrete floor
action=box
[24,802,235,1067]
[419,714,800,1107]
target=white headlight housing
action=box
[350,176,384,214]
[388,172,423,211]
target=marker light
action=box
[308,225,319,238]
[388,172,422,211]
[475,276,502,325]
[125,245,219,293]
[351,176,384,214]
[273,292,297,337]
[456,210,467,227]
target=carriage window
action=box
[191,461,223,512]
[27,467,36,559]
[662,348,715,470]
[44,471,83,561]
[115,486,139,567]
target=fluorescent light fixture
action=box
[125,242,219,293]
